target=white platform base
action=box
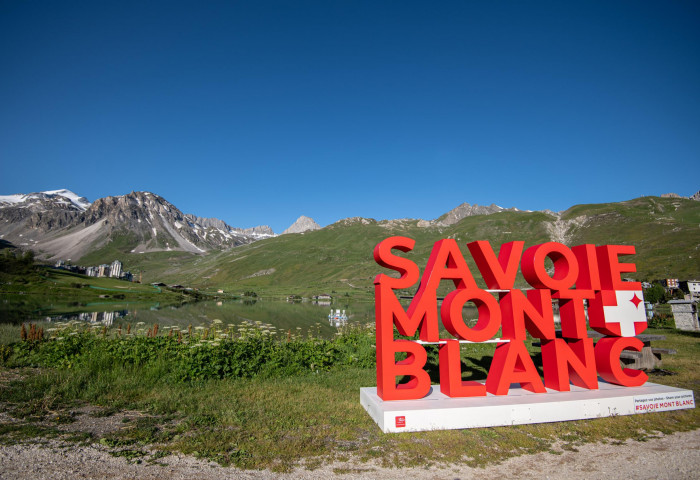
[360,382,695,433]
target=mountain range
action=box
[0,189,547,260]
[0,190,278,260]
[1,188,699,293]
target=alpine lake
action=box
[0,295,378,338]
[0,295,484,339]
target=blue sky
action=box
[1,1,698,233]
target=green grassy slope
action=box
[563,196,700,280]
[71,196,700,296]
[153,211,567,297]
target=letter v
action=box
[467,240,524,290]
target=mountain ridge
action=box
[1,189,542,259]
[154,194,700,296]
[0,190,276,259]
[1,188,698,290]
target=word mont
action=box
[373,236,650,401]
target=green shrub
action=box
[5,321,376,383]
[648,313,675,329]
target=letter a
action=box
[486,341,546,395]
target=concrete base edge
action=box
[360,381,695,433]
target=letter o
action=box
[521,242,579,290]
[441,289,501,342]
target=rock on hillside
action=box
[661,189,700,201]
[432,202,522,226]
[282,215,321,234]
[243,225,276,237]
[184,214,275,239]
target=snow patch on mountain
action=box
[42,189,91,210]
[0,189,91,211]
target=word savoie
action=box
[374,237,649,401]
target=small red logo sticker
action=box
[395,416,406,428]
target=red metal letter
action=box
[439,339,487,397]
[373,236,419,290]
[594,337,648,387]
[374,282,435,400]
[541,338,598,391]
[441,288,501,342]
[596,245,642,291]
[467,240,524,290]
[521,242,579,291]
[486,341,546,395]
[500,289,555,341]
[375,283,439,342]
[572,244,602,290]
[553,289,595,339]
[417,239,478,292]
[376,338,431,400]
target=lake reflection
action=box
[2,295,506,339]
[9,299,376,338]
[47,309,130,326]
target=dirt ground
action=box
[0,429,698,480]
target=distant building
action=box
[98,264,111,277]
[665,278,679,290]
[680,280,700,299]
[689,281,700,296]
[102,311,115,326]
[328,309,348,327]
[110,260,122,278]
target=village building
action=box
[110,260,122,278]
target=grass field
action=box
[0,321,697,472]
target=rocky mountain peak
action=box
[184,214,276,239]
[84,191,179,225]
[0,189,91,235]
[662,190,700,201]
[0,189,278,259]
[433,202,516,226]
[0,189,90,212]
[282,215,321,234]
[243,225,275,237]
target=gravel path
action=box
[1,429,698,479]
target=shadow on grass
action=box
[421,345,494,383]
[671,329,700,339]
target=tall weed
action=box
[4,321,376,382]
